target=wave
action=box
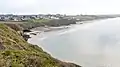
[57,23,94,35]
[40,37,48,40]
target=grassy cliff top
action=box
[0,23,81,67]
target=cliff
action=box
[0,23,81,67]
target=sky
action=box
[0,0,120,15]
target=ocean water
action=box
[28,18,120,67]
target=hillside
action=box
[0,23,81,67]
[18,19,76,29]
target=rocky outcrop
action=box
[22,34,31,41]
[23,29,32,32]
[0,23,81,67]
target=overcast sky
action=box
[0,0,120,15]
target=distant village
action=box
[0,14,119,22]
[0,14,69,22]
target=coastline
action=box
[1,16,118,67]
[31,17,114,32]
[28,17,120,67]
[27,19,102,67]
[31,25,71,32]
[27,18,112,67]
[26,19,101,35]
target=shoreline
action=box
[27,19,104,66]
[32,17,115,32]
[21,17,118,41]
[26,18,118,67]
[31,25,71,32]
[26,19,103,35]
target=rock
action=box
[22,34,31,41]
[30,33,37,35]
[23,29,32,32]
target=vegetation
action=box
[28,19,51,23]
[18,19,76,30]
[19,22,45,29]
[0,23,81,67]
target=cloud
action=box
[0,0,120,14]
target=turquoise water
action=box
[28,18,120,67]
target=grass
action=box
[0,24,58,67]
[28,19,51,23]
[0,50,58,67]
[0,23,81,67]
